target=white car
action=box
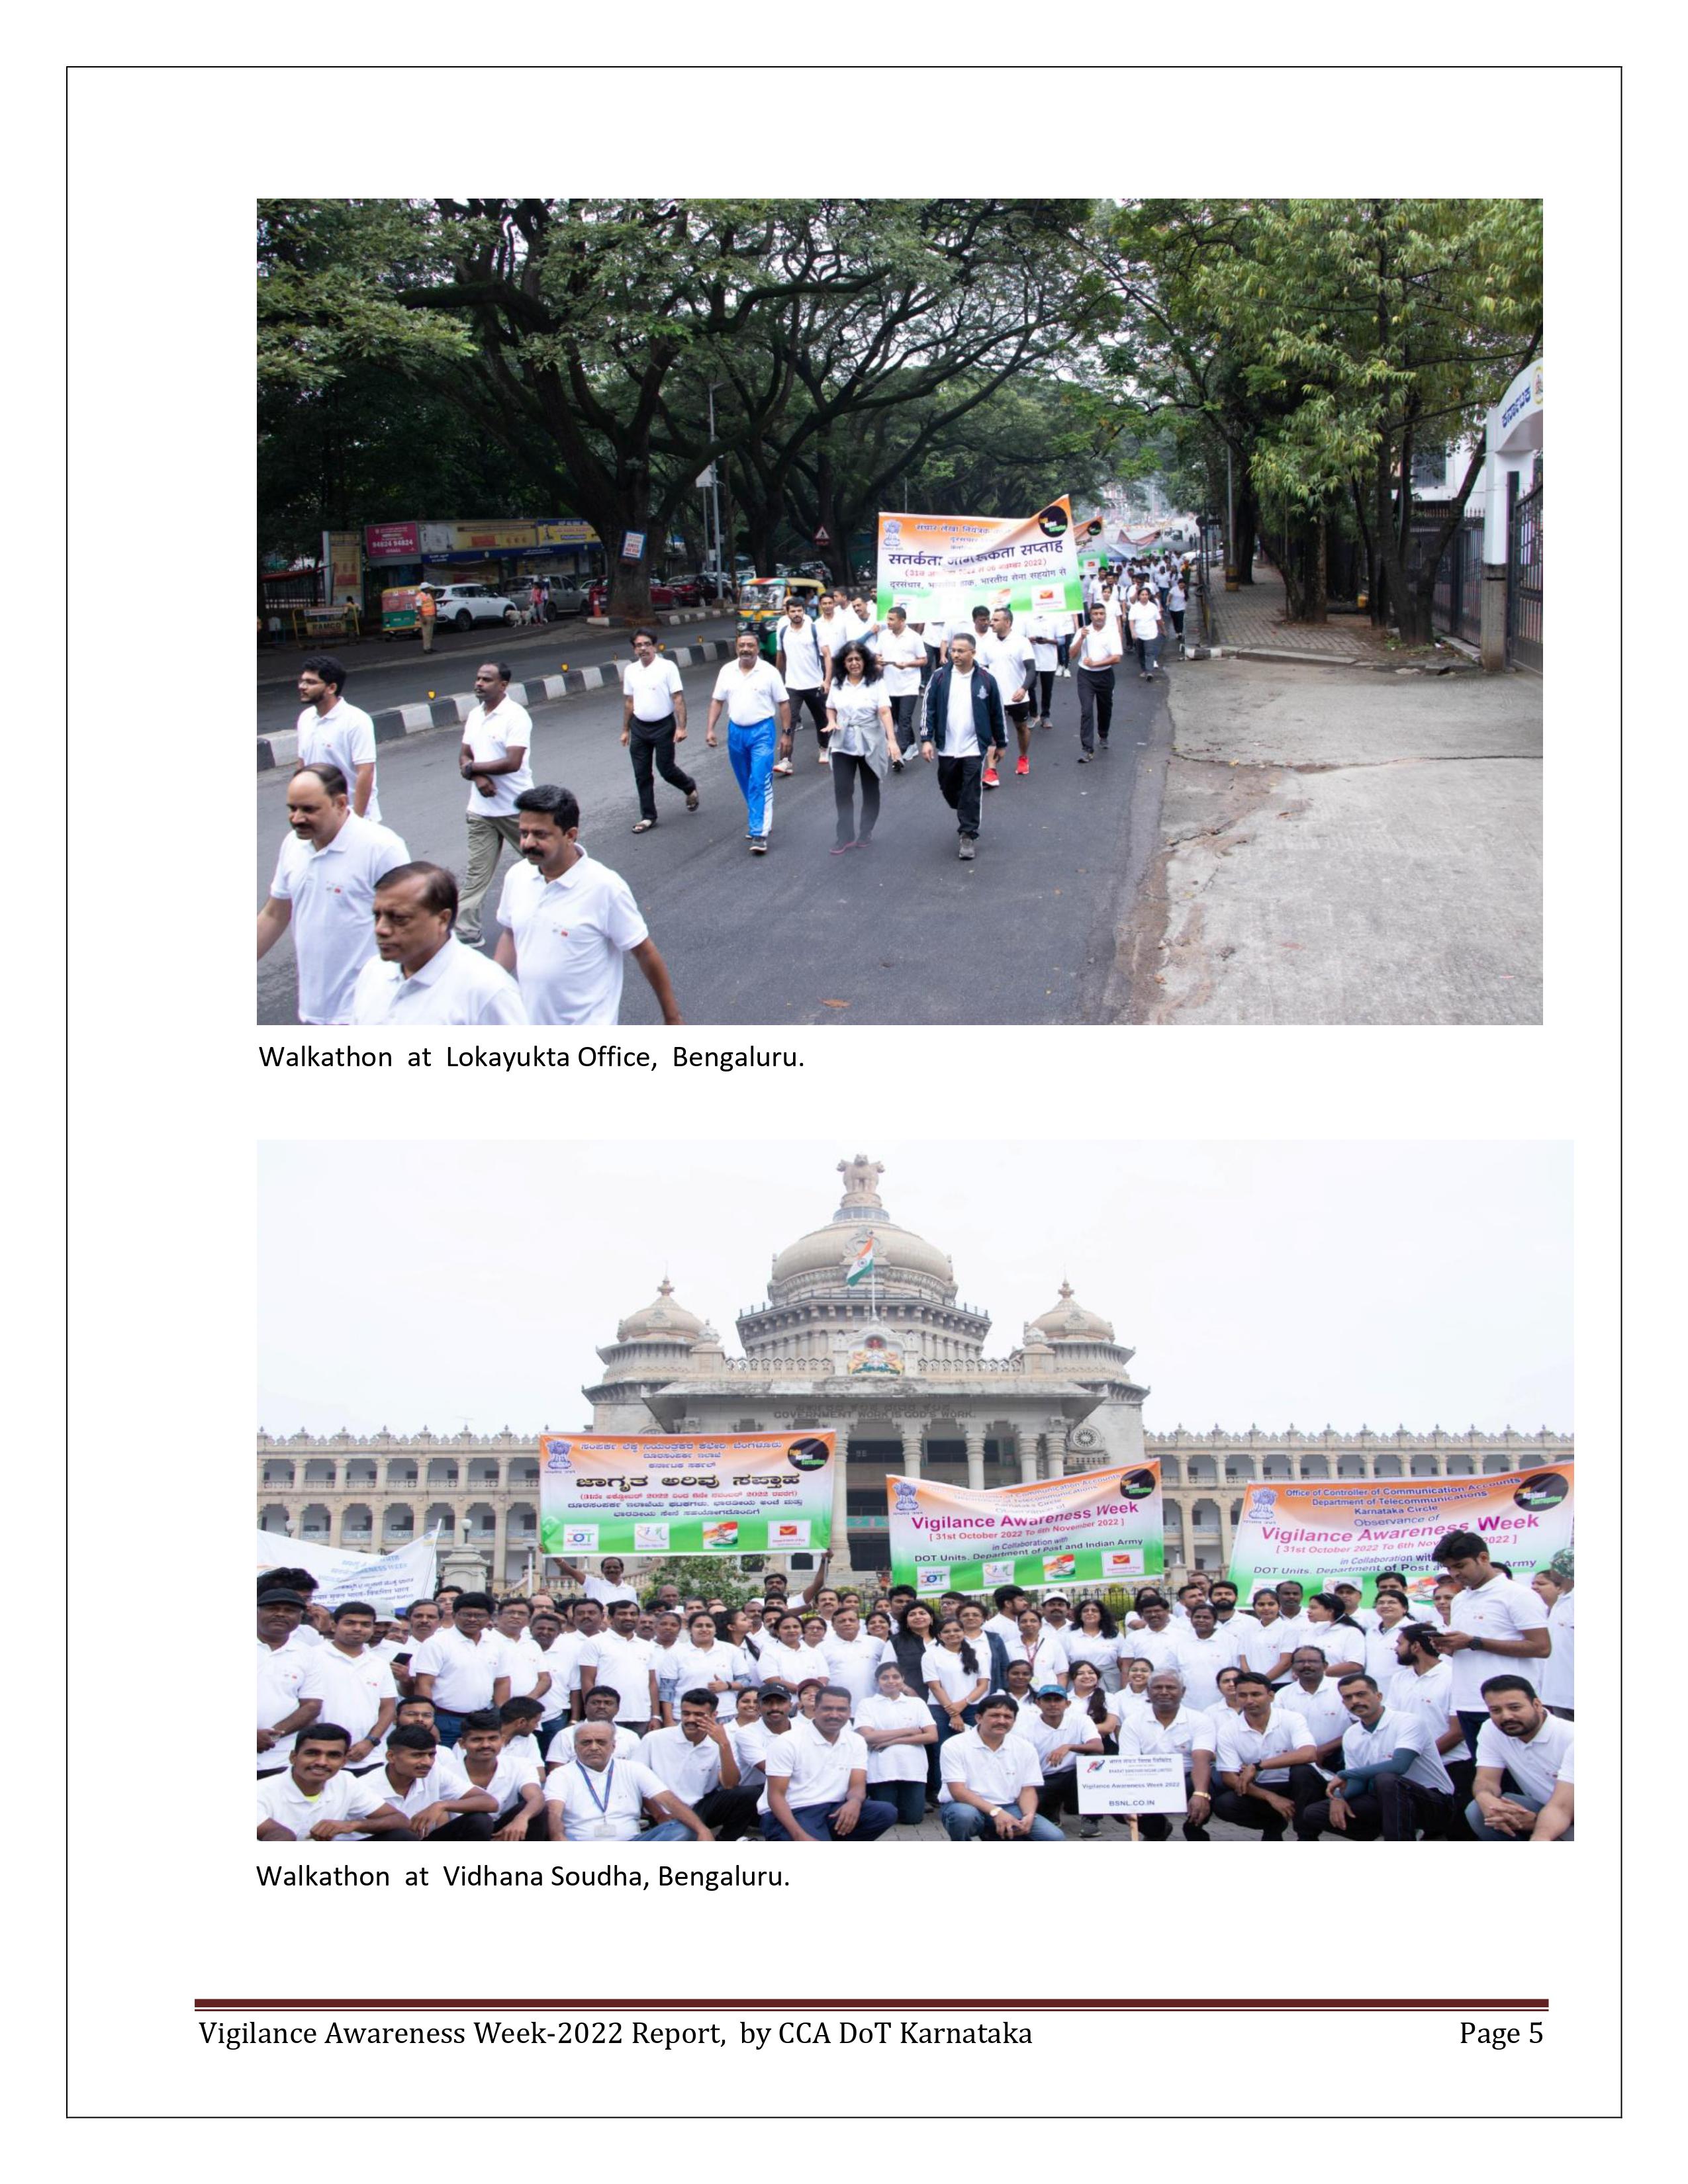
[427,583,521,629]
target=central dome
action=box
[768,1155,957,1296]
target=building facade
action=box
[258,1155,1571,1589]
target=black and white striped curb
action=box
[257,640,733,772]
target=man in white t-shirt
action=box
[1126,1670,1213,1842]
[545,1686,641,1767]
[549,1557,639,1611]
[1071,601,1123,759]
[871,606,927,772]
[406,1592,514,1745]
[976,608,1037,781]
[984,1587,1031,1648]
[620,629,699,827]
[255,1725,412,1841]
[820,1604,886,1710]
[257,766,412,1023]
[350,860,527,1024]
[456,660,535,945]
[706,631,790,852]
[1293,1673,1457,1841]
[370,1724,500,1839]
[579,1598,659,1729]
[494,784,681,1025]
[919,632,1006,861]
[637,1690,760,1838]
[1385,1621,1468,1768]
[543,1719,710,1843]
[775,596,829,771]
[297,1600,399,1774]
[760,1687,898,1841]
[1432,1529,1552,1749]
[938,1693,1063,1840]
[1468,1676,1575,1841]
[812,595,854,696]
[294,655,381,820]
[1019,1681,1106,1833]
[1532,1567,1575,1716]
[1211,1673,1324,1839]
[730,1682,796,1791]
[257,1587,321,1776]
[853,1662,937,1827]
[1275,1647,1354,1769]
[455,1711,545,1841]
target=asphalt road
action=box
[256,613,737,737]
[256,659,1171,1027]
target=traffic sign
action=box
[814,525,831,545]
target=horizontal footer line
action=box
[194,1998,1550,2013]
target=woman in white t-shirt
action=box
[825,640,898,854]
[1066,1659,1121,1751]
[754,1610,816,1695]
[1305,1591,1368,1677]
[1127,587,1164,679]
[1362,1587,1414,1686]
[671,1610,755,1721]
[1064,1599,1124,1691]
[855,1660,939,1825]
[1009,1606,1070,1688]
[921,1616,990,1794]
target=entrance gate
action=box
[1507,474,1543,672]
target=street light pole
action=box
[708,383,725,586]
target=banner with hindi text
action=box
[876,498,1086,625]
[539,1433,834,1557]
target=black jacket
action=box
[921,660,1006,754]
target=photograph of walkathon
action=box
[256,197,1543,1031]
[257,1142,1573,1848]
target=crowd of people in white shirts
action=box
[257,1529,1573,1847]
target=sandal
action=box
[632,819,657,833]
[685,792,699,812]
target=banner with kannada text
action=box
[1227,1467,1574,1603]
[886,1463,1163,1592]
[876,497,1086,624]
[539,1433,834,1557]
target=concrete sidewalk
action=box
[1203,565,1386,663]
[1108,654,1542,1024]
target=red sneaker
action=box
[982,766,1001,789]
[1015,756,1029,776]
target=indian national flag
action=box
[845,1232,876,1287]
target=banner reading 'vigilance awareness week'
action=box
[1227,1467,1575,1602]
[886,1464,1164,1592]
[875,498,1092,625]
[539,1433,835,1557]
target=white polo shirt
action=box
[976,629,1035,707]
[853,1692,933,1784]
[1447,1575,1550,1710]
[257,1639,317,1770]
[298,1644,398,1746]
[1275,1677,1352,1755]
[581,1631,657,1723]
[672,1641,754,1717]
[872,624,926,696]
[1124,1625,1186,1676]
[710,659,788,725]
[812,616,853,672]
[269,813,412,1024]
[1019,1705,1103,1769]
[1474,1713,1574,1807]
[350,936,527,1025]
[461,697,535,816]
[821,1631,890,1707]
[532,1633,582,1721]
[296,698,381,823]
[637,1724,727,1804]
[544,1721,639,1766]
[545,1756,671,1841]
[495,849,648,1026]
[760,1719,869,1811]
[1173,1629,1239,1710]
[406,1625,514,1714]
[1230,1621,1293,1681]
[622,655,685,721]
[1213,1706,1312,1786]
[1386,1660,1466,1759]
[728,1717,783,1787]
[1125,1706,1203,1760]
[375,1749,477,1819]
[1192,1700,1247,1757]
[582,1575,640,1608]
[458,1747,542,1816]
[1540,1591,1575,1709]
[1338,1706,1455,1796]
[937,1726,1043,1806]
[257,1766,393,1837]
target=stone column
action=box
[1217,1495,1235,1575]
[328,1501,345,1547]
[1289,1453,1303,1481]
[900,1423,924,1479]
[1480,564,1509,671]
[964,1424,987,1493]
[492,1502,509,1592]
[1018,1432,1038,1485]
[1045,1432,1065,1480]
[1362,1452,1378,1480]
[1434,1451,1450,1478]
[831,1429,851,1572]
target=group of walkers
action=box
[623,565,1192,864]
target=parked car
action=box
[666,575,703,606]
[539,578,588,616]
[428,582,520,629]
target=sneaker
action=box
[750,838,769,855]
[1077,751,1092,764]
[958,838,976,860]
[773,758,794,776]
[1080,1817,1101,1838]
[982,767,1000,789]
[818,751,830,766]
[1015,756,1029,776]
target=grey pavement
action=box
[1108,657,1543,1024]
[1204,565,1385,660]
[258,659,1172,1028]
[257,613,736,738]
[741,1808,1336,1844]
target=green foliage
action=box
[636,1557,764,1608]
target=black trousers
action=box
[1035,669,1055,715]
[629,716,696,822]
[693,1786,761,1841]
[1075,665,1114,750]
[1295,1776,1454,1842]
[888,692,920,756]
[936,753,984,837]
[1136,1767,1211,1840]
[1212,1764,1323,1839]
[788,684,829,742]
[432,1811,495,1841]
[831,752,882,844]
[1036,1767,1080,1821]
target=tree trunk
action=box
[604,471,653,618]
[1232,473,1258,584]
[1305,512,1329,623]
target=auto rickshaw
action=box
[381,584,426,640]
[737,574,823,660]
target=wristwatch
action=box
[987,1805,1004,1819]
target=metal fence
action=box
[1507,478,1543,672]
[1410,510,1484,647]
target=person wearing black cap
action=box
[258,1588,322,1778]
[1019,1680,1107,1835]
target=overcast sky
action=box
[258,1140,1571,1439]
